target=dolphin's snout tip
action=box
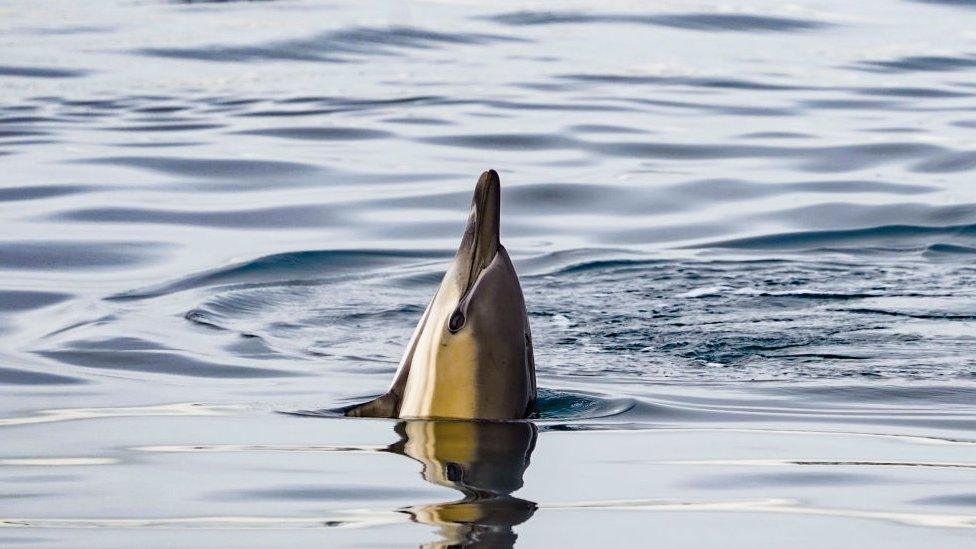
[466,168,502,271]
[479,169,500,188]
[474,170,501,219]
[475,170,501,207]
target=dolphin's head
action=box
[445,169,501,333]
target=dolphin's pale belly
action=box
[399,270,473,418]
[399,313,480,418]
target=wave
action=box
[0,241,170,271]
[36,337,299,379]
[856,52,976,73]
[417,133,958,173]
[73,155,319,179]
[558,72,805,91]
[110,249,450,299]
[0,185,91,202]
[0,64,90,78]
[0,290,71,312]
[481,11,830,32]
[51,204,348,229]
[924,243,976,259]
[134,25,524,63]
[0,365,85,385]
[690,223,976,252]
[515,248,656,276]
[234,126,394,141]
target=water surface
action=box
[2,0,976,547]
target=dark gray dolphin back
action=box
[464,245,536,419]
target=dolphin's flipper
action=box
[343,392,400,418]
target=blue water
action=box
[2,1,976,547]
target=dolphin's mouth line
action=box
[450,181,497,333]
[465,205,482,296]
[463,185,496,296]
[464,193,488,295]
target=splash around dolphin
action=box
[345,170,536,420]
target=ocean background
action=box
[2,0,976,546]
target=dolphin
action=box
[344,169,536,420]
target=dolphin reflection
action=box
[386,420,538,548]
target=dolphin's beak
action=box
[455,170,501,296]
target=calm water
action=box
[2,0,976,546]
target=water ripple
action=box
[37,338,299,378]
[135,26,525,63]
[0,290,70,312]
[110,249,450,299]
[73,155,319,179]
[0,65,91,78]
[857,53,976,73]
[482,11,830,32]
[0,185,92,202]
[693,223,976,252]
[235,126,394,140]
[51,204,347,228]
[0,366,84,386]
[0,241,169,270]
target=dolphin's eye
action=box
[448,309,465,333]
